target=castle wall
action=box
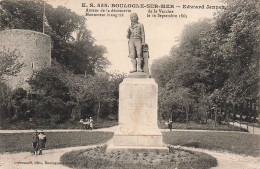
[0,29,51,90]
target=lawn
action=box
[159,120,248,132]
[163,131,260,157]
[0,131,113,153]
[1,130,259,158]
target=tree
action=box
[27,67,72,123]
[215,0,260,104]
[0,0,44,31]
[26,60,124,123]
[28,67,70,101]
[152,19,215,121]
[151,56,177,87]
[81,72,124,122]
[0,49,24,124]
[0,49,24,77]
[151,0,259,123]
[70,27,110,74]
[0,81,12,121]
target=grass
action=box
[163,131,260,157]
[1,130,259,158]
[60,145,217,169]
[159,120,248,132]
[0,131,113,153]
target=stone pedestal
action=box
[107,75,167,152]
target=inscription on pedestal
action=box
[119,79,158,130]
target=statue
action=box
[127,13,145,73]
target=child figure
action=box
[38,130,47,155]
[89,117,93,130]
[168,118,173,131]
[85,118,90,130]
[32,130,39,155]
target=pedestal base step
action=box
[112,134,163,147]
[106,145,169,153]
[127,72,150,78]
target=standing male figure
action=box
[32,130,39,155]
[127,13,145,73]
[38,130,47,155]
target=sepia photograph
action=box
[0,0,259,168]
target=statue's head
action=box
[130,13,138,22]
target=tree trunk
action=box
[186,105,188,125]
[214,108,217,127]
[253,103,257,121]
[78,103,82,119]
[240,103,243,122]
[227,111,230,126]
[97,101,100,123]
[181,104,184,122]
[233,104,236,123]
[246,100,249,121]
[205,110,208,124]
[249,100,252,122]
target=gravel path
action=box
[0,126,251,134]
[229,122,260,135]
[1,143,259,169]
[0,126,118,133]
[172,145,260,169]
[0,144,100,169]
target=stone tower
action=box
[0,29,51,90]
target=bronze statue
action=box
[127,13,145,73]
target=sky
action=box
[47,0,224,74]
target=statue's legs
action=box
[135,40,143,72]
[129,39,137,73]
[130,59,137,73]
[129,39,143,73]
[137,58,143,72]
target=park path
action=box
[172,145,260,169]
[1,124,258,134]
[229,122,260,135]
[1,142,259,169]
[0,144,100,169]
[0,125,118,134]
[1,126,260,169]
